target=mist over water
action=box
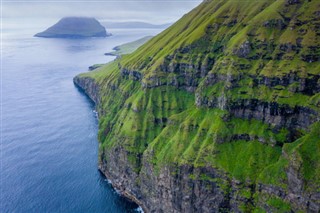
[1,26,163,212]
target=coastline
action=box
[73,76,146,212]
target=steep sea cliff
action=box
[74,0,320,212]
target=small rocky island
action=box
[35,17,110,38]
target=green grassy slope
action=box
[77,0,320,211]
[105,36,153,56]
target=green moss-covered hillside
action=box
[75,0,320,212]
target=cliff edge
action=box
[74,0,320,212]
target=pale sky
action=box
[2,0,202,30]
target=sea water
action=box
[1,27,162,213]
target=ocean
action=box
[1,27,163,212]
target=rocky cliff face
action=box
[74,73,319,213]
[74,76,100,104]
[74,0,320,212]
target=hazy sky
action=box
[2,0,202,30]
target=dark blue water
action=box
[1,28,162,212]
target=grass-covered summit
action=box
[35,17,110,38]
[75,0,320,212]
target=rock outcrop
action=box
[73,76,100,104]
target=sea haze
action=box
[1,27,163,212]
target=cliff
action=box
[35,17,110,38]
[74,0,320,212]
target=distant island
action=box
[102,21,171,29]
[35,17,111,38]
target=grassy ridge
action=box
[78,0,320,211]
[105,36,153,56]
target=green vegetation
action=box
[266,196,291,213]
[76,0,320,211]
[88,64,105,71]
[284,122,320,189]
[215,140,281,181]
[105,36,153,56]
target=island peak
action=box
[35,17,110,38]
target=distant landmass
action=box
[105,36,153,56]
[35,17,111,38]
[102,21,172,29]
[89,36,153,71]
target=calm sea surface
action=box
[1,28,163,213]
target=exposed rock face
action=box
[234,41,252,58]
[74,0,320,212]
[98,145,247,213]
[74,73,320,212]
[35,17,110,38]
[121,68,143,81]
[73,76,100,104]
[196,95,318,132]
[257,150,320,213]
